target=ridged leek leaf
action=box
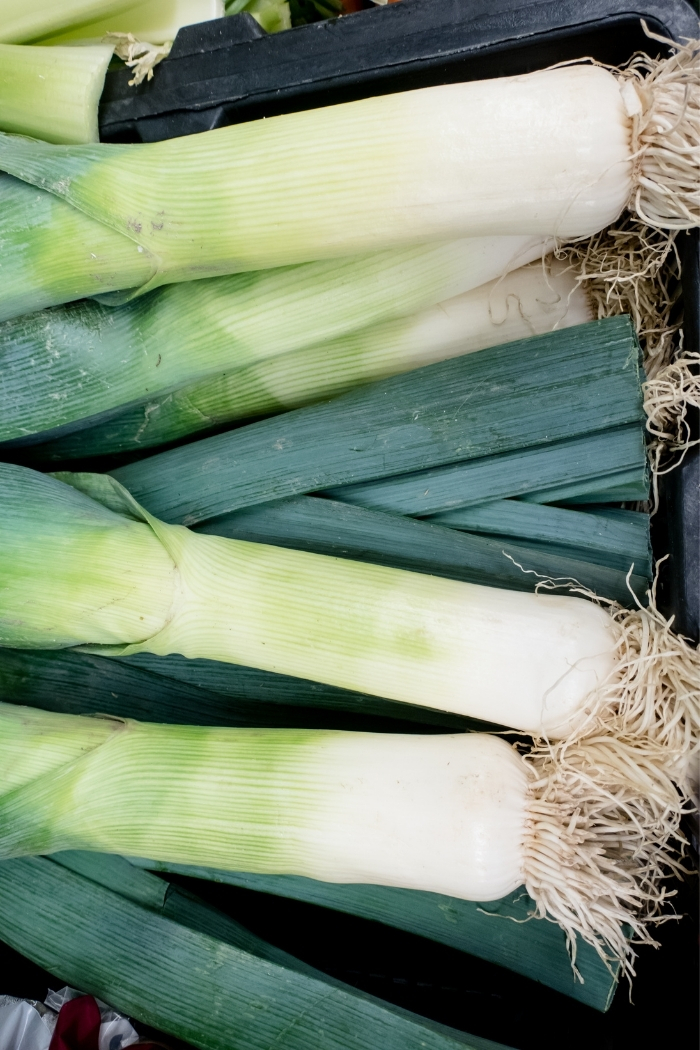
[325,426,647,516]
[428,501,652,578]
[130,859,620,1011]
[109,318,644,525]
[0,174,154,323]
[0,856,511,1050]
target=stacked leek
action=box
[0,701,684,982]
[0,46,697,318]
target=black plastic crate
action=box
[1,3,697,1048]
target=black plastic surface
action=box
[99,0,700,141]
[655,229,700,641]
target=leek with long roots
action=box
[0,702,686,980]
[0,235,551,446]
[0,35,697,304]
[0,463,697,789]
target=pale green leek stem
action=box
[0,43,113,144]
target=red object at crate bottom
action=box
[49,995,159,1050]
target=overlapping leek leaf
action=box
[0,174,154,323]
[0,855,510,1050]
[131,859,620,1011]
[108,318,645,525]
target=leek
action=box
[107,318,644,525]
[0,462,663,738]
[22,255,587,458]
[0,44,113,144]
[39,1,225,46]
[0,174,154,323]
[0,705,683,975]
[0,855,510,1050]
[0,47,696,302]
[0,236,549,446]
[0,2,136,43]
[132,860,619,1010]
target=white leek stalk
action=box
[40,1,224,46]
[0,43,113,144]
[0,1,136,43]
[2,464,698,789]
[0,703,684,978]
[0,45,697,298]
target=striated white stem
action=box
[0,708,685,976]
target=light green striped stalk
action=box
[0,43,113,143]
[27,255,587,458]
[0,706,527,899]
[0,703,119,794]
[0,1,136,43]
[39,0,224,45]
[0,465,174,648]
[0,174,154,322]
[0,66,638,297]
[0,236,548,444]
[0,463,618,737]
